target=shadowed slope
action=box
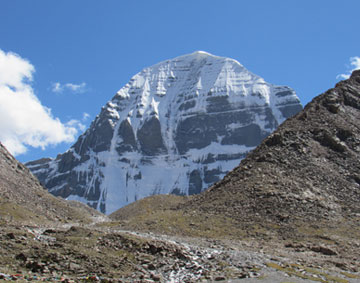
[0,143,103,224]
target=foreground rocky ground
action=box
[1,72,360,282]
[1,217,359,282]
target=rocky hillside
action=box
[1,70,359,283]
[27,51,302,214]
[111,71,360,274]
[0,143,102,225]
[186,69,360,225]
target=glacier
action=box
[27,51,302,214]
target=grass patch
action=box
[290,264,349,283]
[266,262,349,283]
[113,207,252,240]
[340,271,360,279]
[0,201,45,223]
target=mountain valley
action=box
[0,63,360,282]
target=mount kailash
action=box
[27,51,302,214]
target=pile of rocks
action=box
[1,224,262,282]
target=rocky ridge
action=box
[185,69,360,224]
[0,142,102,225]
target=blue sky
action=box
[1,0,359,162]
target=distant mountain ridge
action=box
[27,51,302,214]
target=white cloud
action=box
[52,82,62,93]
[82,112,90,121]
[0,50,34,89]
[52,82,87,93]
[337,56,360,80]
[66,119,86,132]
[0,49,84,156]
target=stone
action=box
[7,233,15,240]
[147,263,156,270]
[15,253,27,261]
[310,246,337,256]
[68,262,81,271]
[150,273,162,282]
[25,261,44,272]
[214,275,226,281]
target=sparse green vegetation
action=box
[0,201,45,223]
[266,262,351,283]
[340,271,360,279]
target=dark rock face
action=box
[137,116,167,156]
[221,123,265,147]
[188,170,203,195]
[26,52,302,214]
[185,70,360,224]
[116,119,137,154]
[73,107,116,155]
[175,105,285,155]
[278,104,303,119]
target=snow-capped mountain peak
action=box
[27,51,302,214]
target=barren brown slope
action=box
[185,70,360,226]
[108,71,360,274]
[112,71,360,242]
[0,143,103,224]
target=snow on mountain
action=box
[26,51,302,214]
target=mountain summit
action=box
[27,51,302,214]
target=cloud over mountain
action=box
[0,49,84,155]
[337,56,360,79]
[52,82,87,94]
